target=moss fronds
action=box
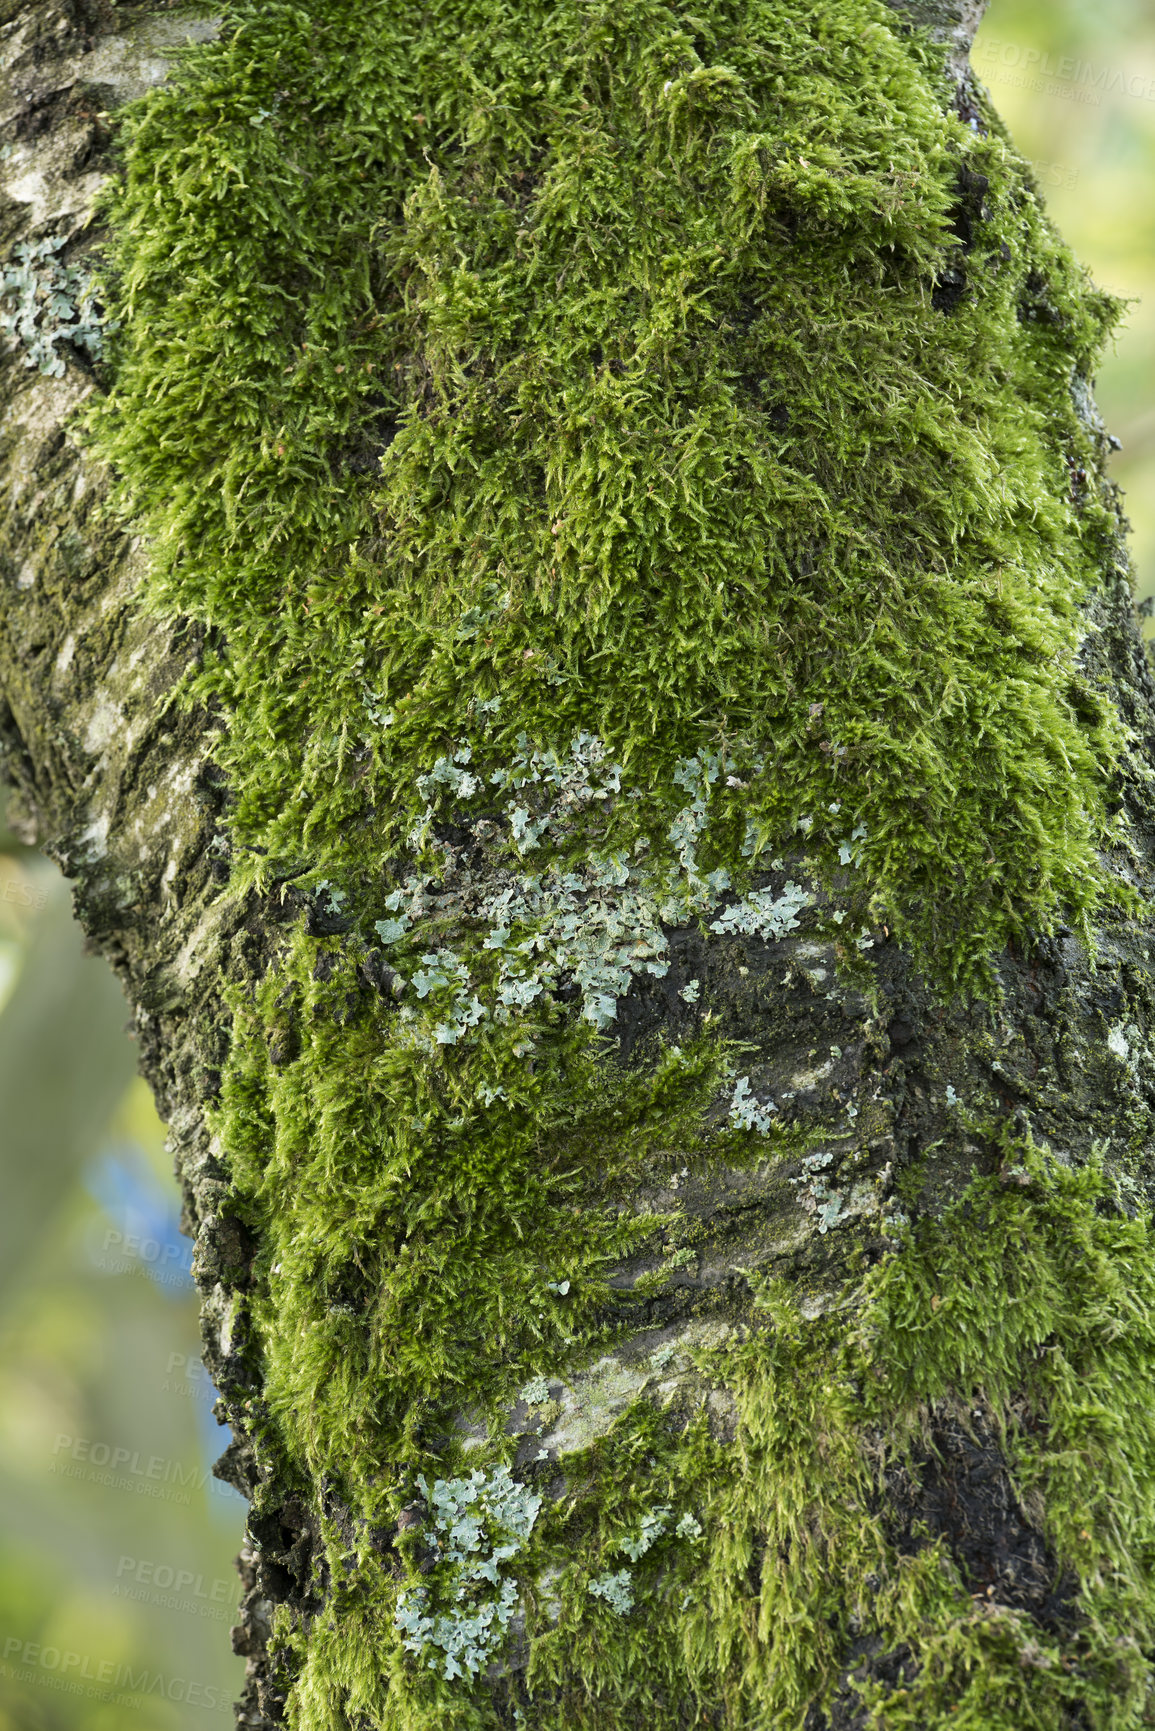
[222,931,736,1504]
[249,1144,1155,1729]
[83,1,1148,1724]
[501,1147,1155,1730]
[91,0,1123,984]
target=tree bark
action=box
[6,2,1155,1728]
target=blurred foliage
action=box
[0,813,245,1730]
[974,0,1155,617]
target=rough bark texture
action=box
[0,0,265,1704]
[7,2,1155,1728]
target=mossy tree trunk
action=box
[5,2,1155,1727]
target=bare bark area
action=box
[0,6,279,1707]
[886,0,988,80]
[9,3,1155,1728]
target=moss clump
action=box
[85,0,1144,1724]
[92,0,1122,984]
[522,1143,1155,1730]
[222,931,739,1500]
[263,1142,1155,1729]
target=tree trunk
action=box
[5,2,1155,1727]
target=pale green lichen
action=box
[587,1569,635,1616]
[728,1074,778,1132]
[393,1466,542,1681]
[0,237,117,376]
[354,726,817,1041]
[615,1505,672,1561]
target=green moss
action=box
[90,0,1123,982]
[508,1141,1155,1730]
[83,0,1148,1723]
[222,931,739,1503]
[260,1141,1155,1730]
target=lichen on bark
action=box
[8,0,1155,1726]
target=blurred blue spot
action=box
[85,1140,193,1298]
[86,1139,250,1519]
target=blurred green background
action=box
[972,0,1155,610]
[0,805,246,1727]
[0,2,1151,1725]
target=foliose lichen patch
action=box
[0,235,116,377]
[393,1465,542,1680]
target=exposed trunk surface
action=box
[5,3,1155,1728]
